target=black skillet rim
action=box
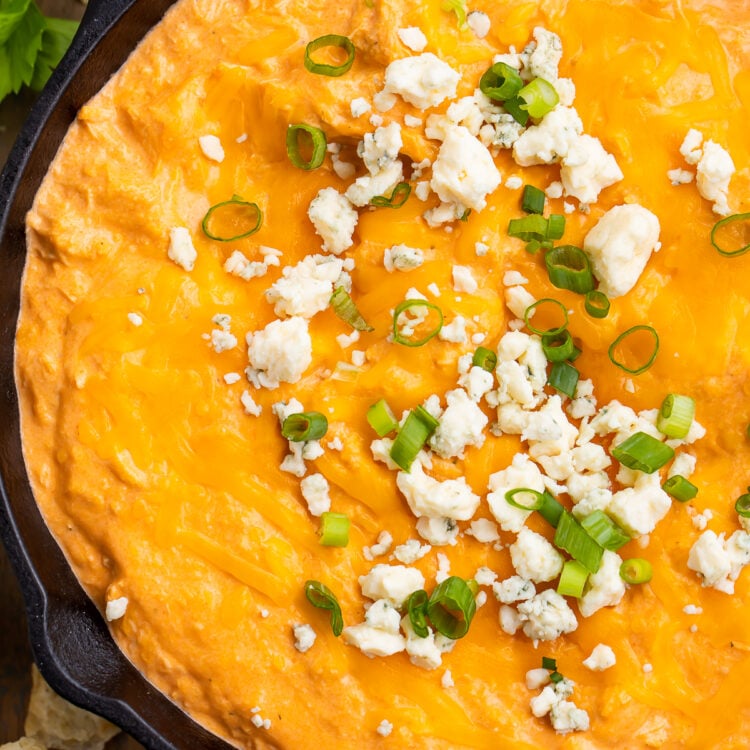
[0,1,235,747]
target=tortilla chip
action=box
[0,739,47,750]
[24,665,120,750]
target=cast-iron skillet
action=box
[0,1,235,747]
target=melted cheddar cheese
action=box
[16,0,750,747]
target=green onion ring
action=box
[524,298,568,336]
[479,61,523,102]
[608,325,659,375]
[557,559,589,598]
[546,214,566,241]
[735,494,750,518]
[366,398,399,437]
[330,286,374,332]
[319,512,350,547]
[441,0,468,28]
[541,329,576,363]
[370,182,411,209]
[580,510,630,550]
[539,491,564,528]
[508,214,549,241]
[662,475,698,502]
[585,290,610,318]
[547,360,579,398]
[426,577,476,639]
[554,511,604,574]
[710,212,750,258]
[392,299,443,347]
[281,411,329,442]
[619,558,653,585]
[202,196,262,242]
[503,96,529,126]
[521,184,546,215]
[611,431,674,474]
[656,393,695,439]
[505,488,545,511]
[545,245,595,294]
[389,406,439,472]
[406,589,430,638]
[525,239,542,254]
[542,656,557,671]
[518,77,560,119]
[304,34,356,77]
[472,346,497,372]
[286,123,327,170]
[304,580,344,636]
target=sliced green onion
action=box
[611,432,674,473]
[503,96,529,126]
[710,213,750,258]
[392,299,443,347]
[545,245,594,294]
[546,214,566,241]
[426,577,476,639]
[548,361,579,398]
[505,488,545,511]
[526,239,543,254]
[528,239,556,254]
[542,656,557,671]
[524,298,568,336]
[460,208,472,222]
[608,325,660,375]
[518,77,559,119]
[479,61,523,102]
[472,346,497,372]
[542,329,576,363]
[304,34,356,77]
[304,580,344,636]
[370,182,411,208]
[202,196,262,242]
[656,394,695,439]
[557,560,589,598]
[406,589,430,638]
[662,475,698,502]
[580,510,630,551]
[619,558,653,585]
[367,398,398,437]
[281,411,329,442]
[441,0,468,28]
[539,491,565,528]
[549,671,564,684]
[330,286,374,332]
[554,511,604,574]
[319,512,350,547]
[389,406,439,471]
[521,184,546,214]
[508,214,548,241]
[286,124,327,170]
[585,290,610,319]
[735,494,750,518]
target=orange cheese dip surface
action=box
[15,0,750,747]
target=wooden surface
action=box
[0,2,143,747]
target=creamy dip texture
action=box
[15,0,750,747]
